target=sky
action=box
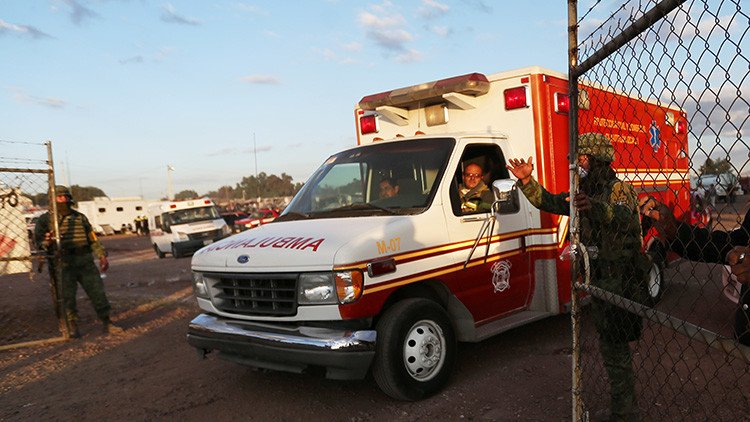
[1,1,746,200]
[1,0,569,200]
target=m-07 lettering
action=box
[376,237,401,254]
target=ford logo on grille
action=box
[237,255,250,264]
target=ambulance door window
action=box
[450,144,509,216]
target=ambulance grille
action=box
[211,273,298,316]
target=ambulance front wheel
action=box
[153,244,165,259]
[372,298,456,401]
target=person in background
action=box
[508,133,647,422]
[640,197,750,345]
[34,186,124,338]
[379,177,400,199]
[459,163,494,213]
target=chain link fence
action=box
[569,0,749,420]
[0,140,69,349]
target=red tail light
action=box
[360,114,378,134]
[675,119,687,134]
[554,92,570,114]
[504,86,528,110]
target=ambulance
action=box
[187,66,690,400]
[148,198,231,259]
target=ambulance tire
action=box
[154,244,165,259]
[645,242,666,305]
[372,298,456,401]
[171,243,182,259]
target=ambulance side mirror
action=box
[491,179,520,214]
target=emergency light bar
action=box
[358,73,490,110]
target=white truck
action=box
[148,198,231,259]
[75,196,150,235]
[187,66,691,400]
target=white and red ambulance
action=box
[187,66,690,400]
[148,198,231,259]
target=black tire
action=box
[645,242,667,305]
[171,243,181,259]
[154,244,165,259]
[372,298,456,401]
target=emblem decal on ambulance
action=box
[237,255,250,264]
[649,120,661,152]
[491,260,512,293]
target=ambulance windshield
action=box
[281,138,454,219]
[166,205,220,225]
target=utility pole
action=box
[167,164,175,200]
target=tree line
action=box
[29,172,303,206]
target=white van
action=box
[695,173,743,203]
[148,198,231,258]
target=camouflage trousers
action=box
[599,340,639,422]
[56,254,111,322]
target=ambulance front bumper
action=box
[187,313,377,380]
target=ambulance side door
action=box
[442,142,533,324]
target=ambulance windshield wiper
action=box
[274,211,310,222]
[329,203,398,215]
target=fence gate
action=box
[568,0,750,420]
[0,140,69,350]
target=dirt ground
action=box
[1,198,748,421]
[0,234,574,422]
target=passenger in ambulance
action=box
[458,163,494,213]
[378,177,400,199]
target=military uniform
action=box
[666,208,750,344]
[459,181,494,213]
[34,188,118,336]
[515,133,645,421]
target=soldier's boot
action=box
[102,318,124,335]
[68,320,81,339]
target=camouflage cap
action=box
[577,132,615,162]
[55,185,73,200]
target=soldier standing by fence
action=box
[34,186,123,338]
[508,133,649,421]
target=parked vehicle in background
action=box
[234,208,279,231]
[694,173,743,203]
[220,211,249,233]
[75,197,151,235]
[148,198,231,259]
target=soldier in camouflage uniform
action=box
[508,133,645,422]
[34,186,124,338]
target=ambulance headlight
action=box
[298,273,337,304]
[176,231,189,241]
[192,272,209,298]
[298,271,364,305]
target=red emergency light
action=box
[554,92,570,114]
[360,114,378,134]
[504,86,528,110]
[675,119,687,134]
[169,204,177,209]
[204,199,211,204]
